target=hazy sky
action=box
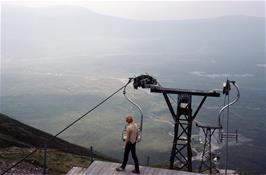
[3,0,266,20]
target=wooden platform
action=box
[66,161,202,175]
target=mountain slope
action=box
[0,113,112,160]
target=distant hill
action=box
[2,4,265,65]
[0,113,113,160]
[2,4,265,90]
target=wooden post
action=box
[90,146,94,163]
[43,144,47,175]
[146,156,150,166]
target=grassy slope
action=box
[0,113,116,174]
[0,147,91,175]
[0,113,113,158]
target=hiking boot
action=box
[132,169,140,174]
[115,167,125,171]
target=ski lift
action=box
[122,75,157,142]
[218,80,240,142]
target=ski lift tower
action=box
[133,75,220,172]
[150,86,220,171]
[196,122,222,174]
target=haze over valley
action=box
[1,4,265,174]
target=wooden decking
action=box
[66,161,202,175]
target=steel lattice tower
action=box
[150,86,220,171]
[196,123,221,174]
[169,94,193,170]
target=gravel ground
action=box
[0,147,43,175]
[0,160,43,175]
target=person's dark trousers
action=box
[121,142,139,171]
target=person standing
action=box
[116,116,140,174]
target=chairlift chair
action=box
[121,75,158,143]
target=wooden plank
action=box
[66,161,203,175]
[139,166,149,175]
[84,161,99,174]
[98,161,115,175]
[166,169,176,175]
[66,167,87,175]
[65,167,76,175]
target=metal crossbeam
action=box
[151,86,220,97]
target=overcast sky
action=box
[3,0,266,20]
